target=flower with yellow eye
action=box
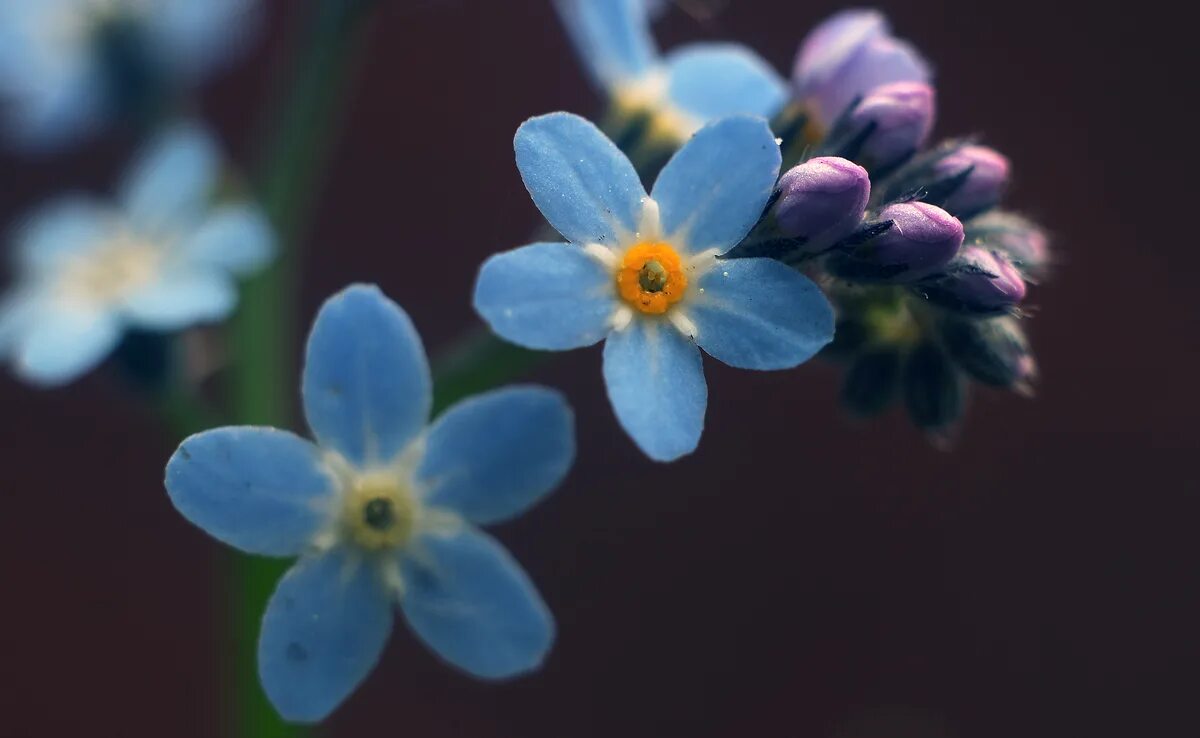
[474,112,836,461]
[0,123,274,386]
[166,284,575,723]
[553,0,787,144]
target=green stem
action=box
[226,3,377,736]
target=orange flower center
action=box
[616,242,688,315]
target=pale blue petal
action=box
[13,303,120,387]
[400,526,554,679]
[302,284,432,468]
[12,198,113,274]
[120,124,220,231]
[473,242,617,350]
[0,290,36,356]
[690,258,835,370]
[665,44,788,122]
[419,387,575,524]
[149,0,261,79]
[180,204,276,276]
[120,268,237,330]
[165,427,336,556]
[515,112,647,247]
[651,116,781,254]
[259,548,393,723]
[553,0,658,87]
[0,62,103,152]
[602,319,706,461]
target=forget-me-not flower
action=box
[553,0,788,142]
[474,112,836,462]
[0,123,275,386]
[166,284,574,723]
[0,0,261,149]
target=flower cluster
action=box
[0,0,1057,727]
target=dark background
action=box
[1,0,1196,736]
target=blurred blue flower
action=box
[475,112,835,462]
[0,0,261,150]
[553,0,787,142]
[166,284,574,723]
[0,123,275,386]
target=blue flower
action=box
[0,123,275,386]
[0,0,261,149]
[474,113,835,462]
[165,284,574,723]
[553,0,787,142]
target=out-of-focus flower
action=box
[927,144,1010,219]
[827,201,963,283]
[0,0,261,150]
[553,0,787,142]
[0,124,274,386]
[940,314,1037,394]
[916,246,1027,315]
[166,285,574,723]
[965,211,1050,280]
[474,112,834,461]
[836,81,936,173]
[792,9,930,133]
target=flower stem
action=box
[226,2,377,736]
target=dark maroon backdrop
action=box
[2,1,1195,736]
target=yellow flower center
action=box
[56,236,163,306]
[341,471,418,551]
[616,242,688,315]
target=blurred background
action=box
[1,0,1195,736]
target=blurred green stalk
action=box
[227,2,377,736]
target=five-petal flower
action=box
[0,0,261,149]
[165,284,575,723]
[474,112,836,462]
[553,0,788,142]
[0,123,275,386]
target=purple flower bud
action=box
[920,246,1027,314]
[941,316,1037,394]
[774,156,870,252]
[792,10,931,132]
[828,202,962,283]
[966,212,1050,279]
[930,145,1010,218]
[846,81,935,172]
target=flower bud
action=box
[966,212,1050,280]
[940,316,1037,394]
[827,201,963,283]
[918,246,1026,314]
[841,347,902,417]
[929,145,1010,218]
[903,341,965,438]
[844,82,935,172]
[774,157,870,253]
[792,10,931,131]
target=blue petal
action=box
[148,0,261,79]
[689,258,835,370]
[13,303,120,387]
[473,242,617,350]
[119,123,220,232]
[180,204,276,276]
[302,284,432,468]
[602,319,706,461]
[665,44,788,123]
[515,112,647,247]
[400,526,554,679]
[259,548,393,723]
[120,268,236,330]
[651,116,781,254]
[165,427,336,556]
[552,0,658,87]
[419,387,575,524]
[12,198,113,274]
